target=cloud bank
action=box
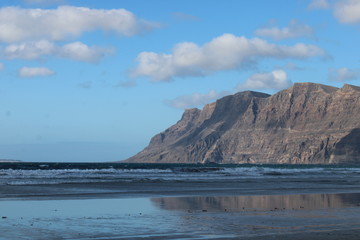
[236,70,292,91]
[334,0,360,24]
[18,67,55,77]
[255,20,315,40]
[309,0,360,24]
[0,5,157,71]
[167,70,292,109]
[164,90,229,109]
[308,0,330,10]
[0,40,114,63]
[131,34,326,81]
[329,67,360,81]
[59,42,114,63]
[0,6,159,43]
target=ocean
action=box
[1,162,360,192]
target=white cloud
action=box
[255,20,315,40]
[329,67,360,81]
[0,6,159,43]
[2,40,55,60]
[308,0,330,9]
[59,42,114,63]
[0,40,113,62]
[310,0,360,24]
[164,90,229,109]
[334,0,360,24]
[236,70,292,91]
[131,34,326,81]
[18,67,55,77]
[0,62,3,71]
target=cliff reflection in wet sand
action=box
[152,193,360,212]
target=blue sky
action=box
[0,0,359,162]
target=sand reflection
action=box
[152,193,360,212]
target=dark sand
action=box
[2,175,360,200]
[1,181,360,239]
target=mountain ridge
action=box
[125,82,360,164]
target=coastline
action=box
[1,163,360,239]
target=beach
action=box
[1,164,360,239]
[1,181,360,239]
[1,194,360,240]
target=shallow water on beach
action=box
[1,193,360,240]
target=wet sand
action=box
[1,181,360,239]
[2,175,360,200]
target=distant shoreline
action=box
[0,159,22,163]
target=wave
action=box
[1,164,360,186]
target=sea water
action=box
[1,162,360,186]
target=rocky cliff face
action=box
[125,83,360,164]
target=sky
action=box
[0,0,359,162]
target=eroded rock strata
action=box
[125,83,360,164]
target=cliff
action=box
[125,82,360,164]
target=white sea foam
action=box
[1,166,359,186]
